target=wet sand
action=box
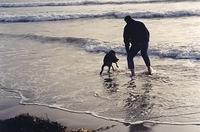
[0,98,127,132]
[1,98,200,132]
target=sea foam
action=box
[0,33,199,60]
[0,0,178,8]
[0,10,200,23]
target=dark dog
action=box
[100,50,119,75]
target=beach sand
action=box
[1,98,200,132]
[0,98,127,132]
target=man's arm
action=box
[123,26,130,53]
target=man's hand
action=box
[125,43,130,54]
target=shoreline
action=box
[0,98,128,132]
[1,98,200,132]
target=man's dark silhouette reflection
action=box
[129,123,152,132]
[123,79,154,132]
[102,74,119,94]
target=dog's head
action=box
[108,50,119,63]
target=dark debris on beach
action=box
[0,113,91,132]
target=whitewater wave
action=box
[0,0,188,8]
[0,10,200,23]
[0,33,199,60]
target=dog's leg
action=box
[100,64,105,75]
[107,66,111,74]
[111,65,115,71]
[115,63,119,68]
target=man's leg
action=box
[127,45,140,77]
[141,43,152,75]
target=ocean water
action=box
[0,0,200,126]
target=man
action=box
[123,15,152,77]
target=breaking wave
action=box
[0,33,199,60]
[0,10,200,22]
[0,0,190,8]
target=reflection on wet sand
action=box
[123,77,155,132]
[100,73,172,131]
[123,76,154,129]
[129,123,153,132]
[102,74,119,94]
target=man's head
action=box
[124,15,133,24]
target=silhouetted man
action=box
[123,15,152,77]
